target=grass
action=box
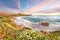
[0,16,60,40]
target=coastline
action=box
[14,17,60,32]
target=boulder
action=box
[40,22,49,26]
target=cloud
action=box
[26,0,41,10]
[0,0,20,14]
[45,7,60,13]
[14,0,20,11]
[26,0,60,13]
[0,6,19,14]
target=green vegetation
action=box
[0,16,60,40]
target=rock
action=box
[40,30,50,34]
[40,22,49,26]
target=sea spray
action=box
[14,16,60,32]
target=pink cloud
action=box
[26,0,41,9]
[26,0,60,13]
[0,5,19,14]
[0,10,12,15]
[14,0,20,11]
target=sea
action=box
[15,15,60,32]
[20,15,60,23]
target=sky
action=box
[0,0,60,14]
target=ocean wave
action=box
[14,16,60,32]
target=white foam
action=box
[14,17,60,32]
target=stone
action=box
[40,22,49,26]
